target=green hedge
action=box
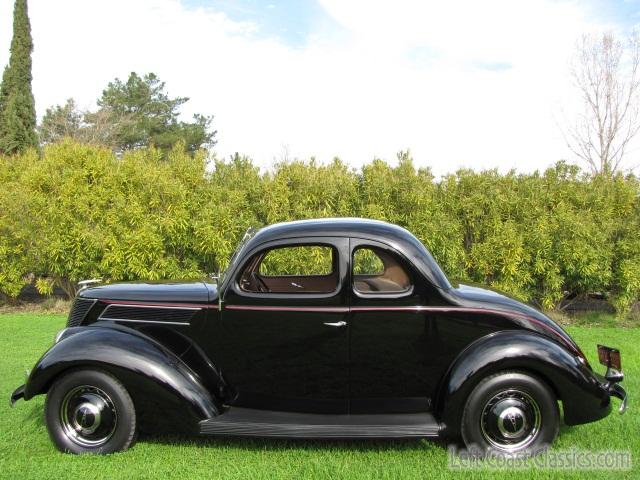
[1,141,639,314]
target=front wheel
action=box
[461,371,559,455]
[45,369,137,454]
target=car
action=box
[10,218,627,455]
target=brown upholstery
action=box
[259,273,338,293]
[239,248,339,293]
[354,279,372,292]
[239,245,411,294]
[353,248,411,293]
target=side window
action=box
[353,248,384,275]
[259,246,332,276]
[240,245,338,294]
[353,247,411,294]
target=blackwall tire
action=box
[45,369,136,454]
[461,371,559,456]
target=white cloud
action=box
[0,0,618,174]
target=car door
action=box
[213,237,350,414]
[348,238,443,414]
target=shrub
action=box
[0,141,638,317]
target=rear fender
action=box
[435,331,611,436]
[24,326,220,432]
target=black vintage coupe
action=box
[11,218,627,455]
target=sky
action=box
[0,0,639,175]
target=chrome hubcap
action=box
[60,386,117,447]
[73,401,102,434]
[497,405,527,438]
[480,389,541,451]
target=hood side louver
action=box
[67,298,97,327]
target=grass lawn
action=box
[0,313,636,479]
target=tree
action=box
[96,72,216,153]
[38,99,82,144]
[564,32,640,175]
[0,0,37,155]
[38,98,132,148]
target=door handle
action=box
[323,321,347,328]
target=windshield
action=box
[220,227,257,284]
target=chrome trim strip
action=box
[225,305,349,313]
[102,303,200,312]
[100,299,217,309]
[224,304,530,316]
[98,317,191,326]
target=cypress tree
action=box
[0,0,37,155]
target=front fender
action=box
[24,326,220,432]
[436,331,611,436]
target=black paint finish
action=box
[436,331,612,434]
[79,281,211,304]
[213,237,350,413]
[24,326,220,432]
[12,218,625,441]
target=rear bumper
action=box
[10,384,25,407]
[608,382,627,414]
[563,366,627,425]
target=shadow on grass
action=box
[135,417,595,455]
[9,399,454,455]
[137,431,452,454]
[21,403,46,429]
[558,421,575,434]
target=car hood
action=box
[78,280,218,304]
[446,282,583,357]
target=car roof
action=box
[250,218,414,243]
[240,218,451,290]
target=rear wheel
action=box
[45,369,136,454]
[461,371,559,455]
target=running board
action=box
[199,407,441,439]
